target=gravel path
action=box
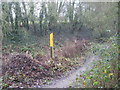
[42,55,100,88]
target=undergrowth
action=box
[2,38,88,88]
[73,35,119,88]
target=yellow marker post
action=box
[50,33,54,58]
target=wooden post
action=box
[50,33,54,59]
[50,47,54,59]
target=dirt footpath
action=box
[42,55,100,88]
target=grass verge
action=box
[71,35,119,88]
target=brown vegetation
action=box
[55,39,89,58]
[2,39,89,88]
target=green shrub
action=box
[74,35,119,88]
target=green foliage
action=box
[0,76,9,89]
[20,46,33,52]
[2,2,119,88]
[3,28,29,45]
[74,35,119,88]
[82,3,118,39]
[2,2,118,44]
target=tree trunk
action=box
[9,2,14,30]
[22,2,29,30]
